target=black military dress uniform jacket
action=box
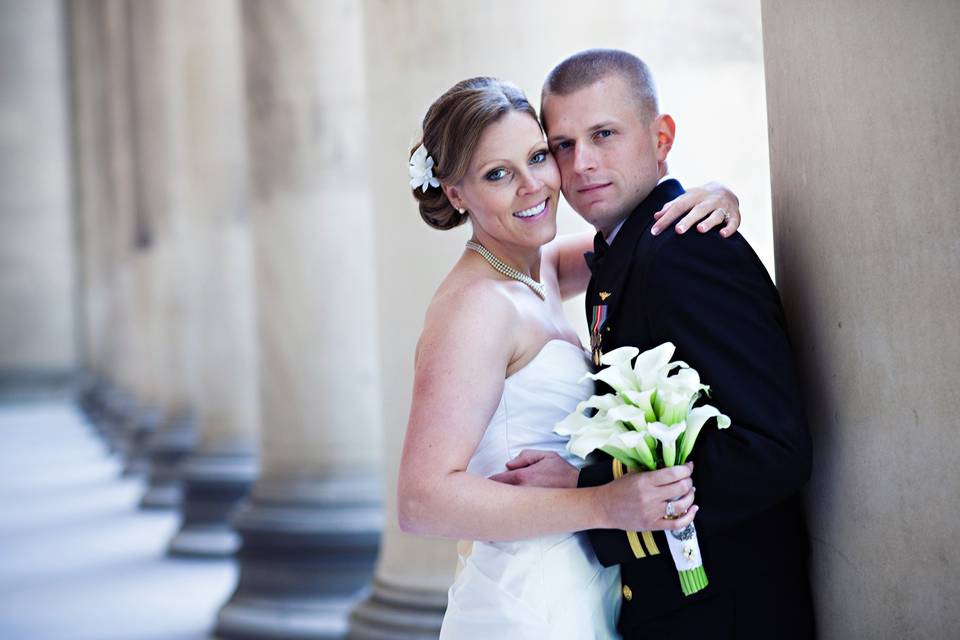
[578,179,815,639]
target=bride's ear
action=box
[443,184,465,212]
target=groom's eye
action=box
[554,140,572,151]
[596,129,613,139]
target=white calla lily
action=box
[574,393,621,417]
[620,388,656,422]
[553,410,597,437]
[580,364,640,395]
[599,346,640,368]
[602,429,656,470]
[661,366,708,398]
[633,342,676,389]
[655,387,694,426]
[606,404,649,430]
[563,420,626,459]
[677,405,730,463]
[581,346,642,393]
[647,420,687,466]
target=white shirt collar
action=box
[604,174,671,246]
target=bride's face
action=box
[444,110,561,250]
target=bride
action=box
[396,76,741,638]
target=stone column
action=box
[124,1,198,507]
[67,0,112,428]
[0,1,77,381]
[167,0,261,557]
[762,1,960,637]
[88,0,144,456]
[214,2,382,637]
[96,0,164,475]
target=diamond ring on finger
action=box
[665,500,677,519]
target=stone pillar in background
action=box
[67,0,114,428]
[762,1,960,637]
[93,0,164,475]
[92,0,145,455]
[215,2,382,637]
[0,1,77,381]
[125,1,198,508]
[167,0,261,557]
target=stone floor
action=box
[0,397,236,640]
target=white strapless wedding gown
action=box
[439,339,621,639]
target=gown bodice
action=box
[440,339,621,639]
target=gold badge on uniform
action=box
[599,291,612,301]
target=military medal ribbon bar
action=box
[590,304,608,367]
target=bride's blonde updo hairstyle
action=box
[411,77,540,230]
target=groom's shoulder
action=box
[638,225,766,282]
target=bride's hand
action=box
[650,182,741,237]
[489,450,579,488]
[599,463,698,532]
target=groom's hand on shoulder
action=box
[488,450,579,488]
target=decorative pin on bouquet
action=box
[554,342,730,596]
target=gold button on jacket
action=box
[622,584,633,601]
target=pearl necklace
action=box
[465,240,546,300]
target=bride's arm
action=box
[548,182,743,299]
[397,281,694,541]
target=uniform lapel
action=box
[584,179,685,363]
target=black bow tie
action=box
[584,231,610,274]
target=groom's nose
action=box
[573,143,598,174]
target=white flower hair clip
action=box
[409,144,440,192]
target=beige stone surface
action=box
[364,0,772,593]
[68,0,111,376]
[98,0,140,395]
[176,0,260,446]
[240,0,381,476]
[0,0,77,373]
[762,1,960,636]
[127,1,194,415]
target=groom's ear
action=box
[652,114,676,162]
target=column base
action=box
[214,476,382,640]
[139,413,197,509]
[99,386,138,454]
[168,444,258,557]
[121,406,163,476]
[346,577,446,640]
[77,373,108,431]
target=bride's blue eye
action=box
[486,168,507,181]
[530,151,547,164]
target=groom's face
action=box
[543,74,668,236]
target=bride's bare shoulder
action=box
[416,272,519,367]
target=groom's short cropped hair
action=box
[541,49,659,128]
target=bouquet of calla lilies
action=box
[554,342,730,596]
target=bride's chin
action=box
[541,227,559,246]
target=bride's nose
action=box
[516,168,544,196]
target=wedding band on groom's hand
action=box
[716,207,730,222]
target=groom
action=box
[499,50,815,638]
